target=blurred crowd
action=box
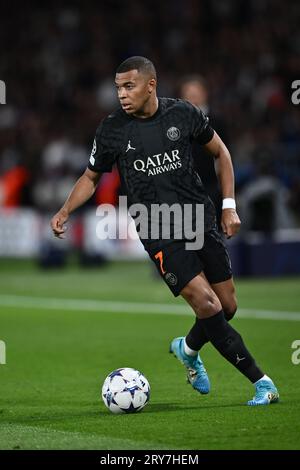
[0,0,300,231]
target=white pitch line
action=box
[0,294,299,321]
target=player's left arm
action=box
[204,131,241,238]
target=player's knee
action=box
[223,299,238,321]
[190,292,222,317]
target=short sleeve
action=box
[87,120,117,173]
[190,104,214,145]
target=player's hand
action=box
[50,209,69,239]
[221,209,241,239]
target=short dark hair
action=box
[116,56,156,79]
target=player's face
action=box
[115,70,154,114]
[181,81,208,107]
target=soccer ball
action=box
[101,367,150,414]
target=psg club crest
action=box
[167,127,180,141]
[165,272,178,286]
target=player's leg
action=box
[150,243,211,394]
[170,272,221,394]
[185,276,237,354]
[181,273,279,405]
[184,229,236,354]
[211,277,237,321]
[184,228,234,354]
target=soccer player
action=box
[51,56,279,406]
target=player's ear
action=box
[148,78,156,94]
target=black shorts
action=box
[149,229,232,296]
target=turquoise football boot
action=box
[247,378,279,406]
[169,336,210,394]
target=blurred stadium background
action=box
[0,0,300,451]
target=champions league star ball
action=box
[102,368,150,414]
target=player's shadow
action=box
[142,402,246,413]
[0,399,250,425]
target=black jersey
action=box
[88,97,217,254]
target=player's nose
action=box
[118,88,127,99]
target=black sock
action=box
[185,309,234,352]
[199,310,263,383]
[185,313,236,351]
[185,318,209,351]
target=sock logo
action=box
[236,353,245,365]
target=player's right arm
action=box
[51,168,101,239]
[52,116,117,238]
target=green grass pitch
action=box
[0,259,299,450]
